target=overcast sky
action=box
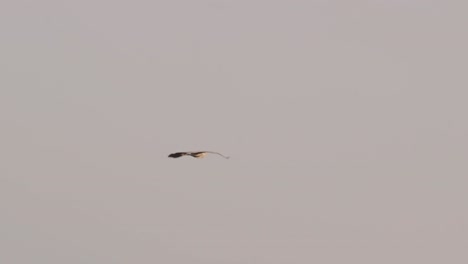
[1,1,467,263]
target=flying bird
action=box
[168,151,230,159]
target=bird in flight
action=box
[168,151,230,159]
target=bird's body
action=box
[168,151,229,159]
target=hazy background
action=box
[1,0,467,263]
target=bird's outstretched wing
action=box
[201,151,230,159]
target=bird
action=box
[168,151,230,159]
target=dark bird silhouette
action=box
[168,151,230,159]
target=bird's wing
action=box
[202,151,230,159]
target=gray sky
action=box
[1,0,467,263]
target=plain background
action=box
[1,0,467,263]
